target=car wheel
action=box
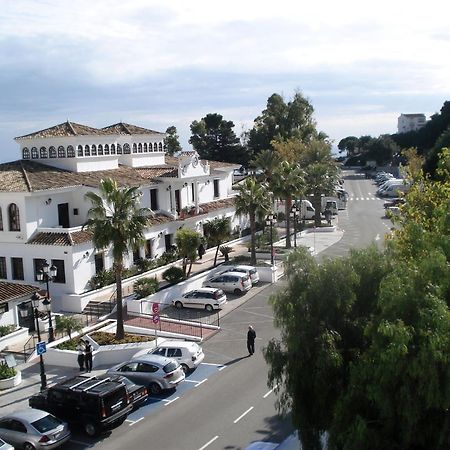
[205,304,213,312]
[181,363,189,373]
[175,301,183,309]
[23,443,36,450]
[234,288,242,295]
[83,419,98,437]
[149,383,162,395]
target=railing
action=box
[23,334,37,360]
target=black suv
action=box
[29,375,133,436]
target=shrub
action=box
[55,316,83,340]
[0,325,16,338]
[157,249,179,266]
[88,269,115,290]
[0,364,17,380]
[89,331,154,346]
[219,245,233,262]
[162,266,185,284]
[276,211,285,222]
[135,258,158,273]
[134,277,159,299]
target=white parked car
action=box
[220,265,260,284]
[203,272,252,294]
[172,288,227,311]
[133,340,205,372]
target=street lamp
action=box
[37,261,57,342]
[265,213,275,266]
[289,205,299,248]
[18,292,47,391]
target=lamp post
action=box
[265,213,275,266]
[37,261,57,342]
[18,293,47,391]
[289,205,299,248]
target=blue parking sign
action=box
[36,341,47,355]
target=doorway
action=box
[58,203,70,228]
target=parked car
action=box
[383,197,405,208]
[96,374,148,409]
[133,340,205,372]
[29,375,132,437]
[0,409,71,450]
[0,438,13,450]
[172,288,227,311]
[107,354,185,395]
[220,265,260,284]
[203,272,252,294]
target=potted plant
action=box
[0,363,21,390]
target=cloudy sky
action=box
[1,0,449,162]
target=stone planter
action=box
[0,370,22,390]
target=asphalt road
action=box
[66,169,393,450]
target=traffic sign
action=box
[36,341,47,355]
[152,303,159,314]
[152,314,160,324]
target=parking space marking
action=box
[195,378,208,387]
[263,385,278,398]
[201,362,224,367]
[128,417,144,426]
[198,435,219,450]
[218,365,227,371]
[184,378,202,383]
[233,406,254,423]
[165,396,179,405]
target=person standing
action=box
[76,341,85,371]
[84,340,93,372]
[198,243,205,260]
[247,325,256,356]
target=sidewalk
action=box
[0,223,343,415]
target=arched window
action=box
[0,207,3,231]
[109,144,115,155]
[49,146,57,158]
[22,148,30,159]
[84,145,90,157]
[132,143,137,153]
[138,143,143,153]
[39,147,47,158]
[77,145,83,157]
[31,147,38,159]
[123,143,131,154]
[143,143,148,152]
[154,143,159,151]
[57,146,66,158]
[8,203,20,231]
[91,145,97,156]
[98,144,103,156]
[103,144,109,155]
[116,144,122,154]
[67,145,75,158]
[158,142,163,151]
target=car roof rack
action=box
[69,376,96,389]
[82,378,110,392]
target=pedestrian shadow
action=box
[224,355,251,366]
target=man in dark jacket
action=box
[247,325,256,356]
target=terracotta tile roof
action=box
[28,232,73,246]
[101,122,164,135]
[0,282,39,304]
[198,197,235,213]
[135,166,177,179]
[148,214,174,226]
[15,121,105,140]
[70,230,93,245]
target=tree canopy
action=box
[164,126,182,155]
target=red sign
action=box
[152,314,160,324]
[152,303,159,314]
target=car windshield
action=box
[163,361,179,373]
[32,415,63,433]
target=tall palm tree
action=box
[250,149,281,182]
[203,217,231,267]
[270,161,305,248]
[234,177,272,265]
[175,228,201,277]
[84,178,150,339]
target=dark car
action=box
[383,197,405,209]
[29,375,133,437]
[97,375,148,409]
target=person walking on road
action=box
[76,342,85,371]
[247,325,256,356]
[84,340,93,372]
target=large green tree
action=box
[234,177,272,265]
[189,113,245,164]
[84,179,150,339]
[203,217,231,267]
[175,228,202,277]
[164,126,182,155]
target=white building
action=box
[397,113,426,133]
[0,121,243,315]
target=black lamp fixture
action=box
[265,213,275,266]
[289,204,299,248]
[36,261,57,342]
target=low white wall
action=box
[0,327,29,352]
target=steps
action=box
[82,300,115,319]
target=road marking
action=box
[218,365,227,371]
[195,378,208,387]
[233,406,254,423]
[184,379,201,383]
[201,362,224,367]
[263,385,278,398]
[165,396,179,405]
[375,234,380,241]
[128,417,144,426]
[198,435,219,450]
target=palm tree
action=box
[175,228,202,277]
[250,149,281,182]
[270,161,305,248]
[55,315,82,340]
[84,178,150,339]
[203,217,231,267]
[234,177,272,265]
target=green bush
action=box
[89,331,154,346]
[0,325,16,338]
[0,364,17,380]
[157,249,179,266]
[162,266,185,284]
[276,211,285,222]
[88,269,115,290]
[135,258,158,273]
[134,277,159,299]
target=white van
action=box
[321,197,338,215]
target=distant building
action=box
[397,113,426,133]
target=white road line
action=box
[233,406,254,423]
[218,365,227,371]
[263,385,278,398]
[201,362,224,367]
[198,435,219,450]
[366,197,370,200]
[195,379,207,387]
[375,234,380,241]
[128,417,144,426]
[165,396,179,405]
[184,379,201,383]
[148,397,170,402]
